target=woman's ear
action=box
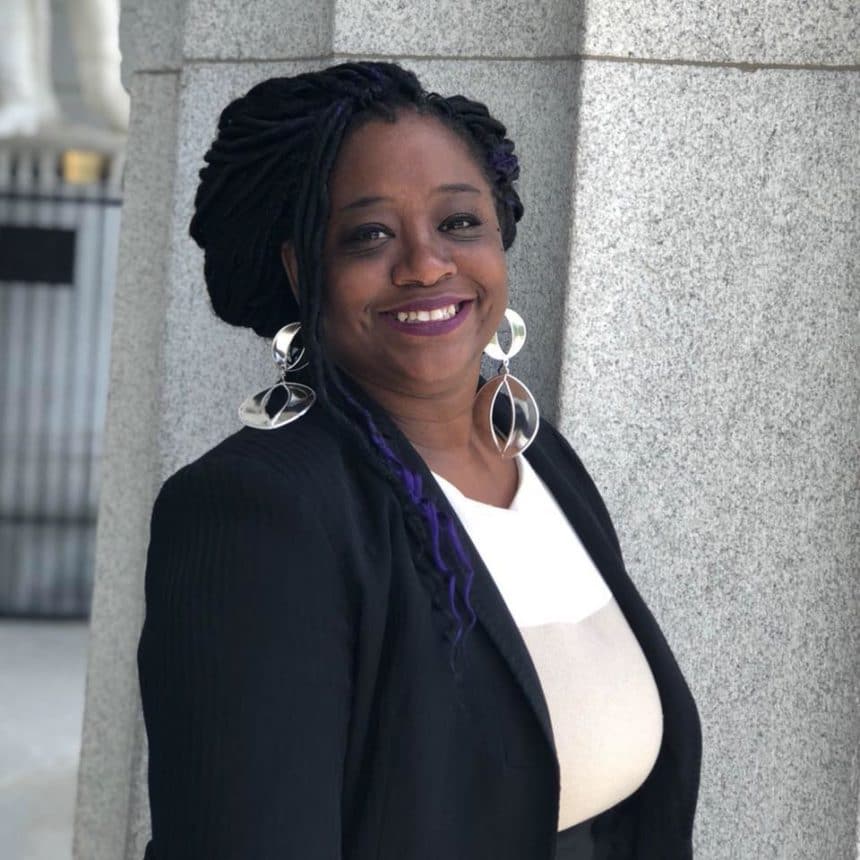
[280,241,300,304]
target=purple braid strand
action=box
[342,391,478,663]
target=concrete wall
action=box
[75,1,859,857]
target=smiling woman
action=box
[136,61,701,860]
[296,112,511,479]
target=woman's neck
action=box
[338,365,491,464]
[337,364,517,506]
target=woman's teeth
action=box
[395,303,459,323]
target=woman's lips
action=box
[379,300,473,336]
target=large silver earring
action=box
[474,308,540,458]
[238,323,316,429]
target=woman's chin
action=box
[342,359,481,401]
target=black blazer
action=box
[138,385,701,860]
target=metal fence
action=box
[0,146,122,617]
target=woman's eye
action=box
[348,225,390,243]
[440,213,482,232]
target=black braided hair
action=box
[190,61,524,670]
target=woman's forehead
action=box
[328,113,489,206]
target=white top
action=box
[431,455,663,830]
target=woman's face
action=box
[315,111,508,399]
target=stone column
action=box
[554,4,859,858]
[74,2,859,857]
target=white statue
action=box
[0,0,130,138]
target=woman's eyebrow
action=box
[340,195,391,212]
[435,183,481,195]
[339,183,482,212]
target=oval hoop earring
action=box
[473,308,540,458]
[238,323,316,429]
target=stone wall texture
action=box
[76,2,859,857]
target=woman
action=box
[138,61,701,859]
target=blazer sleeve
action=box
[137,452,354,860]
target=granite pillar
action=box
[555,9,859,858]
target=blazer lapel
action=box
[338,376,558,762]
[525,428,703,835]
[393,428,559,761]
[438,488,558,759]
[524,426,695,726]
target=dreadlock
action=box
[189,61,524,671]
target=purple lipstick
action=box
[380,296,474,337]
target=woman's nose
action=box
[390,230,456,288]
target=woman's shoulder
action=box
[155,404,365,522]
[141,407,367,670]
